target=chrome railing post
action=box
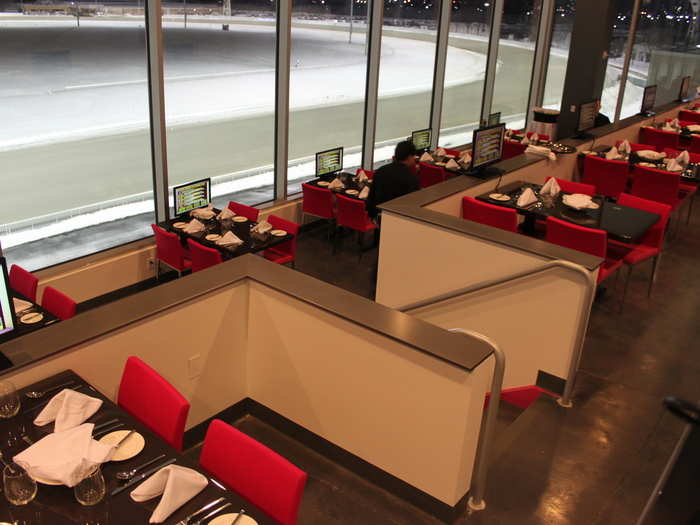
[449,328,505,511]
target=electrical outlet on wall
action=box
[188,354,202,379]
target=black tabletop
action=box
[581,150,700,183]
[0,370,275,525]
[160,211,293,260]
[0,293,59,345]
[307,172,370,203]
[477,181,660,243]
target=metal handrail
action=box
[449,328,505,511]
[398,259,597,407]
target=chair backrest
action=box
[151,224,188,271]
[617,193,671,251]
[355,168,374,180]
[545,217,607,258]
[582,155,629,199]
[41,286,77,320]
[9,264,38,302]
[679,110,700,124]
[662,148,700,164]
[335,194,372,231]
[639,127,680,152]
[227,201,260,222]
[502,139,527,160]
[631,165,681,207]
[267,215,300,259]
[462,196,518,233]
[691,135,700,155]
[301,183,334,219]
[544,176,595,196]
[187,239,223,273]
[615,140,656,152]
[442,148,461,157]
[117,356,190,451]
[418,163,446,188]
[200,420,307,525]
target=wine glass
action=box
[0,382,20,419]
[3,464,37,505]
[74,466,106,506]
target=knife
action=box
[178,497,225,525]
[111,458,176,496]
[113,430,135,450]
[93,422,125,439]
[91,418,119,433]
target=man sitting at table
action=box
[594,99,611,127]
[367,140,420,219]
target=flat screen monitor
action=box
[173,178,211,217]
[411,128,431,152]
[679,76,691,102]
[577,101,598,133]
[488,112,501,126]
[641,85,657,114]
[0,258,16,339]
[315,147,343,178]
[471,124,506,170]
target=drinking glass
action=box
[0,382,20,419]
[3,464,37,505]
[74,466,106,506]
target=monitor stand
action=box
[465,165,504,180]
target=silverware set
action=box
[115,453,167,481]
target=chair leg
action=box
[686,195,695,225]
[648,254,660,298]
[620,265,633,313]
[154,260,160,281]
[358,231,364,262]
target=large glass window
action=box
[439,1,491,148]
[0,5,153,271]
[491,0,543,130]
[542,0,574,111]
[162,3,277,210]
[620,0,699,119]
[600,0,636,121]
[287,0,370,194]
[374,0,440,165]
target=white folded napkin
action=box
[637,149,665,161]
[505,129,513,138]
[687,124,700,133]
[540,178,561,197]
[517,187,538,207]
[191,205,215,220]
[183,219,205,234]
[525,145,556,161]
[563,193,596,210]
[12,297,33,314]
[216,231,243,247]
[131,465,208,524]
[530,133,539,143]
[435,147,447,157]
[252,220,272,234]
[677,150,690,167]
[662,123,676,132]
[459,150,472,164]
[671,118,681,129]
[328,178,345,191]
[521,135,530,145]
[618,140,631,155]
[34,389,103,432]
[665,158,684,172]
[356,170,369,183]
[419,152,434,162]
[605,146,622,160]
[445,159,460,171]
[217,207,235,220]
[14,424,114,487]
[359,186,370,200]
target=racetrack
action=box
[0,18,566,226]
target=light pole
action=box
[223,0,231,31]
[349,0,354,43]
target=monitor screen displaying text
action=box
[174,179,211,216]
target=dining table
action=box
[477,181,660,243]
[0,370,275,525]
[306,171,371,202]
[578,149,700,185]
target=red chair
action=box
[679,110,700,124]
[9,265,38,302]
[187,239,223,273]
[335,195,376,259]
[662,148,700,164]
[462,196,518,233]
[639,127,680,152]
[41,286,77,320]
[200,420,307,525]
[227,201,260,222]
[263,215,300,267]
[118,356,190,451]
[545,217,622,284]
[630,165,683,211]
[442,148,461,157]
[691,135,700,155]
[418,163,446,188]
[301,183,334,221]
[502,139,527,160]
[610,194,671,305]
[544,176,595,196]
[582,155,629,199]
[615,140,656,152]
[152,224,191,278]
[355,168,374,180]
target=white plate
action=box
[233,216,248,223]
[206,234,222,241]
[99,430,145,461]
[270,229,287,237]
[489,193,511,202]
[173,222,187,229]
[31,474,62,486]
[20,312,44,324]
[345,189,359,196]
[209,514,258,525]
[317,181,330,187]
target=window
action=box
[374,0,440,165]
[600,0,636,121]
[162,3,277,210]
[287,0,370,194]
[439,1,491,148]
[0,8,153,271]
[542,0,575,111]
[491,0,543,130]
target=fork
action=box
[191,503,232,525]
